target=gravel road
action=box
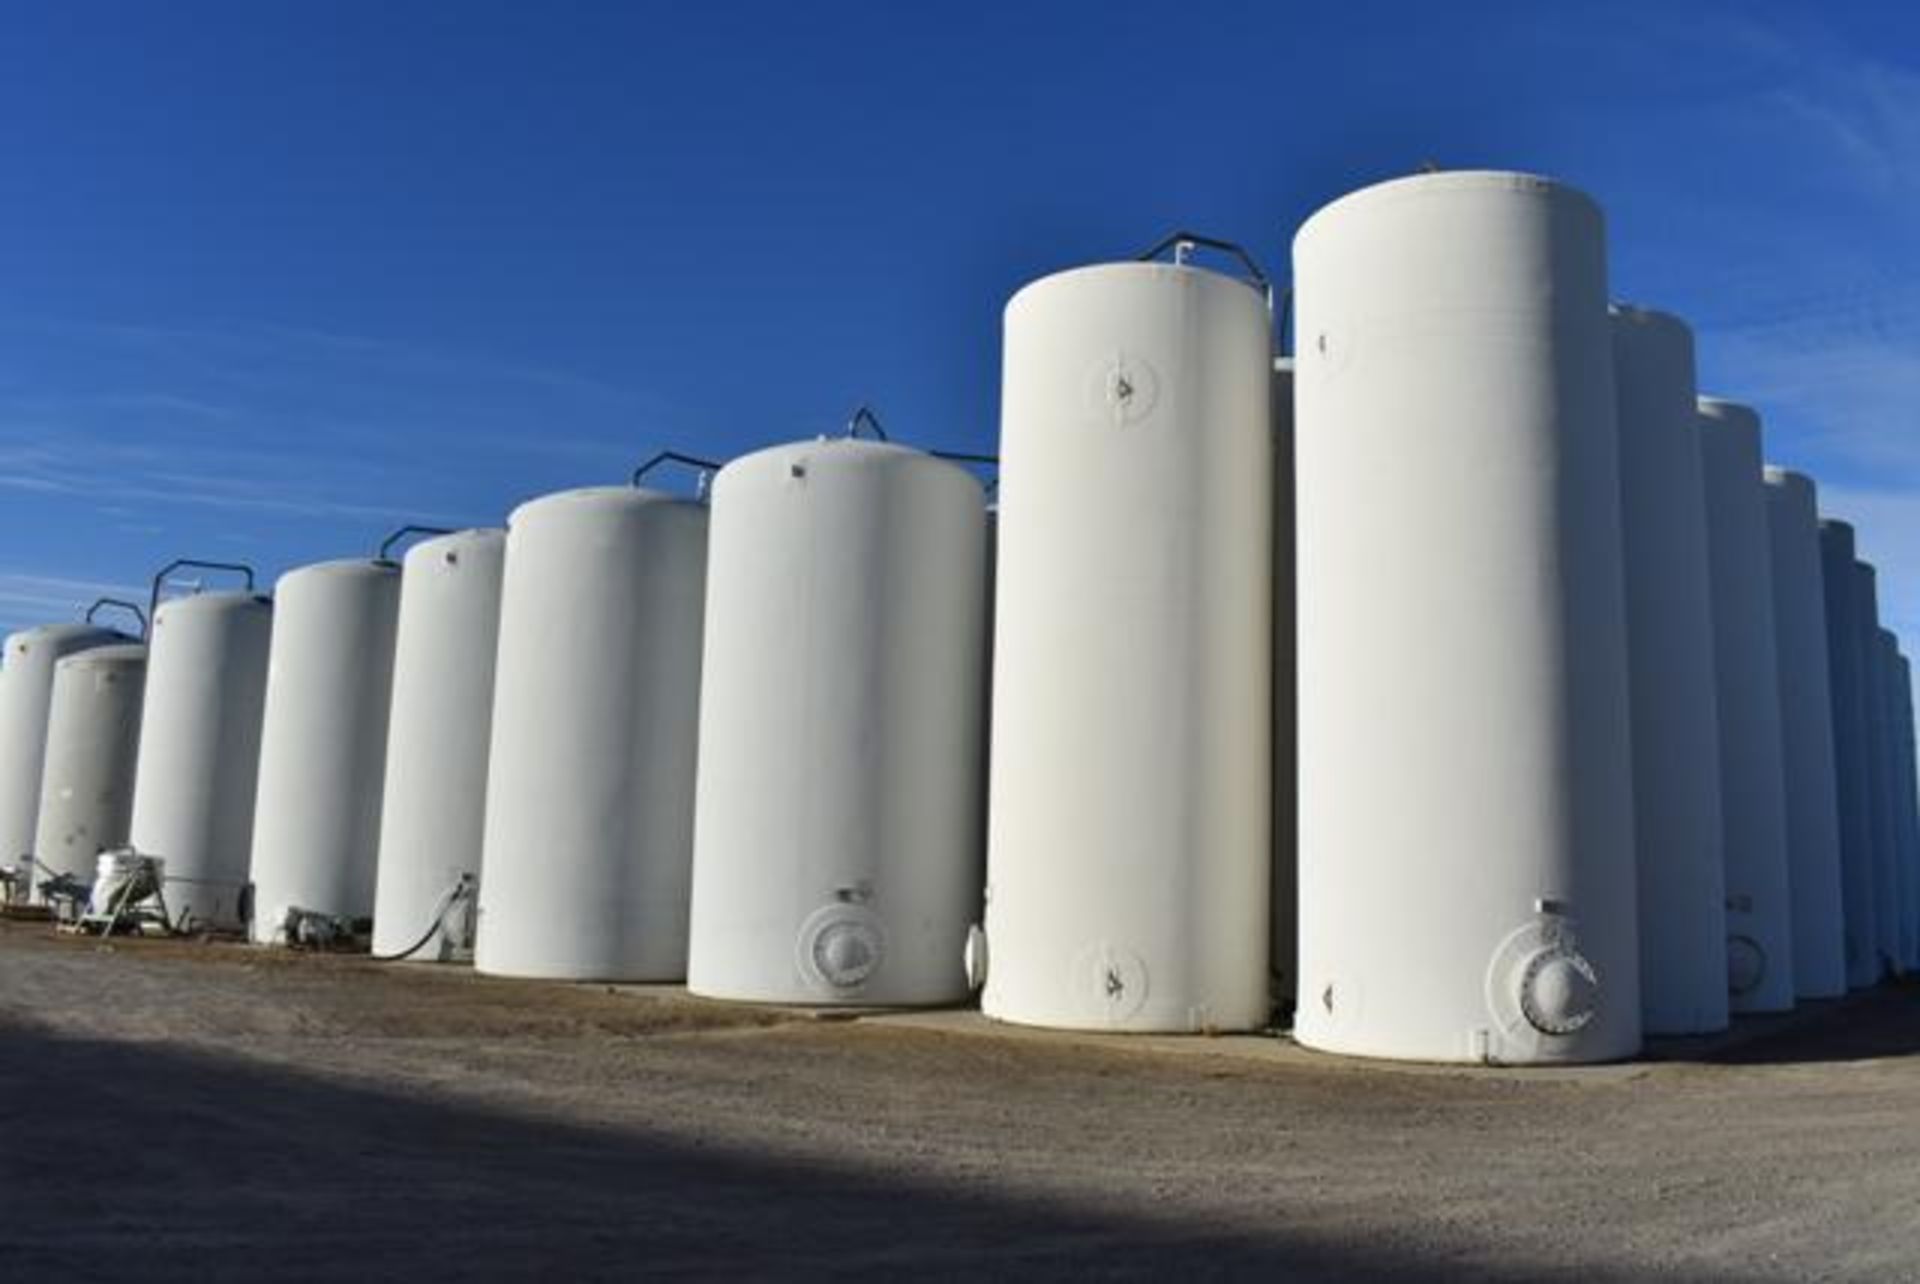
[3,921,1918,1281]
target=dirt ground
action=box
[3,920,1918,1281]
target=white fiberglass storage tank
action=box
[1893,650,1920,971]
[1819,521,1877,987]
[1271,357,1299,1004]
[1761,468,1847,997]
[1856,564,1897,976]
[688,438,987,1004]
[31,644,147,881]
[371,528,505,961]
[128,567,273,931]
[247,559,401,942]
[982,238,1274,1033]
[0,618,128,871]
[477,484,708,981]
[1610,306,1727,1035]
[1698,398,1795,1012]
[1871,623,1906,973]
[1294,172,1639,1065]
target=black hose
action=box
[370,876,475,962]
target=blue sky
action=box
[2,1,1916,637]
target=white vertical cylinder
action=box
[1612,306,1727,1034]
[1271,357,1299,1006]
[33,644,147,881]
[1819,521,1877,988]
[129,591,274,930]
[0,623,126,872]
[1698,398,1795,1012]
[688,440,987,1005]
[1293,171,1639,1064]
[1893,650,1920,972]
[477,487,708,981]
[1856,564,1898,978]
[1760,468,1847,998]
[983,255,1273,1033]
[247,560,402,942]
[371,529,506,960]
[1874,625,1908,974]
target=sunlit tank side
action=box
[982,246,1274,1033]
[246,559,402,942]
[1698,397,1796,1012]
[1818,521,1877,988]
[688,439,988,1005]
[128,590,274,931]
[371,528,506,961]
[32,643,147,882]
[1854,563,1898,978]
[1873,625,1909,974]
[1292,171,1640,1064]
[476,486,708,981]
[1611,306,1727,1034]
[0,622,128,873]
[1893,649,1920,972]
[1761,468,1847,998]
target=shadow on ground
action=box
[1,1018,1691,1283]
[1641,983,1920,1067]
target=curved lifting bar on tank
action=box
[632,450,724,500]
[146,558,258,628]
[846,404,889,442]
[376,525,456,565]
[85,596,148,640]
[1136,230,1274,315]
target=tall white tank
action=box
[371,528,506,960]
[1873,624,1907,973]
[247,560,402,942]
[1760,469,1848,998]
[1611,306,1728,1035]
[1893,650,1920,972]
[1293,171,1639,1064]
[1698,398,1796,1012]
[128,578,273,931]
[981,244,1273,1034]
[32,644,147,881]
[1271,357,1299,1006]
[1819,521,1878,988]
[1855,564,1897,977]
[0,621,128,872]
[476,485,709,981]
[688,439,987,1005]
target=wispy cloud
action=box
[0,572,147,637]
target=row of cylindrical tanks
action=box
[1,168,1915,1064]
